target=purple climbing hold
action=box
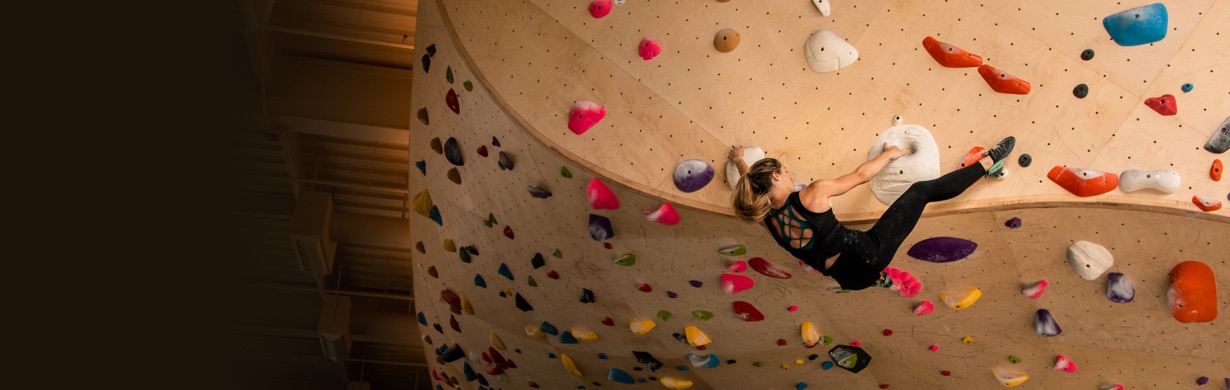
[689,280,703,288]
[1034,309,1062,337]
[492,136,501,147]
[667,291,678,298]
[589,214,614,241]
[1106,272,1135,303]
[673,159,715,193]
[498,151,514,170]
[906,237,978,263]
[1195,376,1208,385]
[444,137,464,166]
[1005,217,1022,229]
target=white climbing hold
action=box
[805,30,858,73]
[812,0,830,16]
[1118,169,1181,193]
[1067,241,1113,280]
[726,146,766,190]
[867,121,941,205]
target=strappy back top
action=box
[763,192,859,272]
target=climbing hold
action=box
[849,340,863,347]
[692,310,713,321]
[726,260,747,273]
[529,253,545,269]
[1080,49,1095,61]
[868,119,941,205]
[777,338,789,346]
[1196,377,1210,385]
[445,66,453,84]
[828,345,872,373]
[1144,94,1178,116]
[442,239,456,252]
[749,257,792,279]
[719,245,746,256]
[427,266,439,279]
[689,280,703,288]
[429,137,443,154]
[526,276,537,287]
[882,329,893,336]
[1048,166,1118,197]
[1018,154,1031,167]
[1118,169,1181,193]
[978,64,1031,95]
[539,321,559,336]
[420,53,430,73]
[445,88,460,114]
[474,274,486,288]
[941,370,951,376]
[721,274,755,294]
[805,30,859,73]
[1004,217,1022,229]
[441,343,464,363]
[1168,261,1218,323]
[586,178,620,210]
[497,263,514,280]
[414,241,424,254]
[589,214,614,241]
[601,316,614,326]
[811,0,830,16]
[657,310,672,322]
[490,332,505,350]
[588,0,612,18]
[674,159,715,193]
[687,353,720,368]
[1034,309,1062,337]
[884,266,923,298]
[732,301,765,321]
[637,283,652,292]
[639,38,661,60]
[992,369,1029,387]
[1181,82,1194,92]
[630,320,656,335]
[459,245,478,263]
[483,213,497,228]
[921,36,983,68]
[940,288,982,310]
[726,146,766,190]
[928,345,939,352]
[913,301,935,316]
[613,253,636,266]
[801,322,821,347]
[414,160,426,176]
[514,293,533,312]
[684,325,711,346]
[1022,280,1048,299]
[1054,354,1078,373]
[579,288,594,303]
[498,151,514,170]
[797,382,809,390]
[568,100,606,135]
[1211,159,1222,181]
[463,80,473,91]
[1067,240,1114,280]
[552,248,563,258]
[560,353,582,377]
[645,202,680,225]
[559,331,578,344]
[1103,3,1168,46]
[821,361,833,370]
[667,291,678,298]
[907,237,977,263]
[412,190,435,220]
[442,137,463,166]
[608,368,634,384]
[444,168,461,184]
[1073,84,1089,99]
[448,314,461,332]
[1009,355,1020,364]
[634,351,664,371]
[415,108,429,126]
[561,166,573,178]
[547,270,559,279]
[1107,272,1135,303]
[660,377,694,389]
[714,29,741,52]
[1198,115,1229,153]
[787,305,798,312]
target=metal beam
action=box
[269,25,415,51]
[251,282,413,301]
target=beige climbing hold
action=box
[630,319,657,335]
[726,146,766,190]
[1067,241,1113,280]
[489,332,506,350]
[571,327,599,342]
[805,30,858,72]
[660,377,694,389]
[525,324,546,338]
[801,322,821,347]
[561,353,583,377]
[868,116,941,205]
[714,29,741,52]
[685,325,712,346]
[940,288,982,310]
[1118,169,1181,193]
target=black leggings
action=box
[827,161,988,290]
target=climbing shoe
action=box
[985,159,1007,178]
[981,136,1016,163]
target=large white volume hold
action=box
[1118,169,1180,193]
[805,30,858,73]
[866,116,941,205]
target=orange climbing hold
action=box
[922,36,984,68]
[1048,166,1118,197]
[958,146,986,169]
[1211,159,1222,181]
[1168,261,1218,323]
[978,64,1031,94]
[1192,196,1222,212]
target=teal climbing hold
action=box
[474,274,487,288]
[1181,83,1193,93]
[797,383,808,390]
[540,321,559,335]
[1103,3,1168,46]
[598,352,608,359]
[560,331,578,344]
[498,263,514,280]
[429,206,442,226]
[821,361,833,370]
[415,160,426,175]
[463,361,477,381]
[417,311,427,325]
[607,368,635,384]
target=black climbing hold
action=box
[808,354,820,361]
[633,351,664,371]
[1018,154,1032,168]
[589,214,614,241]
[433,323,443,334]
[528,186,552,198]
[1073,83,1088,98]
[421,54,431,73]
[828,345,872,373]
[417,311,427,325]
[441,343,464,362]
[579,288,594,303]
[492,137,501,147]
[460,245,475,263]
[514,292,534,312]
[498,151,514,170]
[426,44,436,57]
[417,108,429,125]
[427,266,438,278]
[531,253,546,269]
[1080,49,1094,61]
[444,137,464,166]
[727,359,737,365]
[672,333,687,343]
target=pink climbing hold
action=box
[586,178,620,210]
[884,267,922,298]
[750,257,792,279]
[726,260,748,273]
[1054,354,1079,373]
[644,202,680,225]
[787,305,799,312]
[639,38,662,60]
[928,345,940,352]
[721,273,755,294]
[1100,385,1124,390]
[568,100,606,135]
[913,301,935,316]
[588,0,612,18]
[850,340,863,347]
[1144,94,1178,116]
[1022,280,1048,299]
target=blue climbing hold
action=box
[463,362,477,381]
[428,206,442,226]
[821,361,833,370]
[797,383,809,390]
[676,365,688,371]
[474,274,487,288]
[598,352,608,359]
[1103,3,1168,46]
[540,321,559,335]
[417,311,427,325]
[560,330,578,344]
[1181,83,1193,93]
[608,368,635,384]
[415,160,426,175]
[498,263,514,280]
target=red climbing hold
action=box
[882,329,893,336]
[749,257,792,279]
[547,270,560,279]
[477,145,488,157]
[450,314,461,332]
[1048,166,1118,197]
[978,64,1031,95]
[446,88,460,114]
[928,345,940,352]
[850,340,863,347]
[880,384,889,389]
[589,0,612,18]
[639,38,662,60]
[503,225,515,239]
[1211,159,1222,181]
[941,370,951,376]
[1144,94,1178,116]
[732,301,765,322]
[637,283,652,292]
[922,36,983,68]
[787,305,799,312]
[721,273,755,294]
[777,338,788,346]
[569,100,605,135]
[586,178,620,210]
[602,316,615,326]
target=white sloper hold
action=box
[726,146,766,190]
[812,0,831,16]
[805,30,858,73]
[1118,169,1181,193]
[1067,241,1113,280]
[866,116,941,205]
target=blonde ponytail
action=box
[731,158,781,222]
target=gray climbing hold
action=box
[498,151,514,170]
[1204,116,1230,154]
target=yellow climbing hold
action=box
[659,377,694,389]
[524,324,545,339]
[460,296,473,314]
[781,363,790,369]
[630,319,657,335]
[412,190,433,218]
[795,359,805,365]
[489,332,505,350]
[571,327,599,342]
[685,325,711,346]
[801,322,820,347]
[561,353,582,377]
[991,369,1029,387]
[940,288,982,310]
[963,336,975,344]
[442,239,456,252]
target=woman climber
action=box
[729,136,1015,295]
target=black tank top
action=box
[763,192,861,274]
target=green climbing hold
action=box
[753,362,764,367]
[552,248,563,258]
[836,289,852,294]
[484,213,497,227]
[719,245,746,256]
[561,166,573,178]
[528,276,537,287]
[820,335,834,346]
[446,66,454,83]
[1009,355,1021,364]
[657,310,672,322]
[614,253,636,266]
[464,80,473,91]
[691,310,713,321]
